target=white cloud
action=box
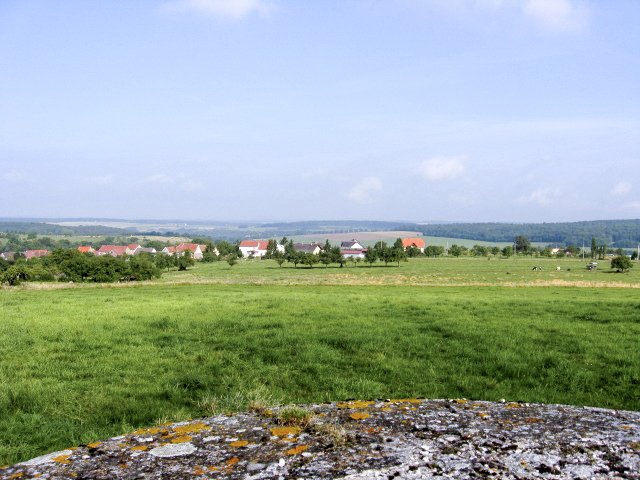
[612,182,632,197]
[522,0,589,32]
[517,188,555,207]
[83,175,115,185]
[347,177,383,204]
[398,0,590,33]
[417,156,466,181]
[162,0,275,20]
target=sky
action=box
[1,0,639,223]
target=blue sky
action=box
[1,0,638,223]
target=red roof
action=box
[128,244,140,250]
[77,246,94,253]
[96,245,128,256]
[239,240,268,250]
[402,238,425,248]
[23,250,51,260]
[176,243,202,253]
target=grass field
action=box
[1,257,639,465]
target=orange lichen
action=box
[170,436,193,443]
[227,457,239,465]
[476,413,489,418]
[349,413,370,420]
[86,442,101,449]
[271,426,301,436]
[454,399,468,404]
[8,473,24,479]
[525,418,542,423]
[286,445,309,455]
[381,407,393,411]
[506,403,522,408]
[337,401,375,409]
[620,425,632,430]
[230,440,249,447]
[282,438,297,443]
[193,466,207,475]
[130,446,149,451]
[52,454,71,465]
[173,423,210,435]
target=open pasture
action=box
[1,277,639,465]
[154,256,640,288]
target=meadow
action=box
[1,256,639,465]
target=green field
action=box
[1,257,639,465]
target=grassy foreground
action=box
[1,280,639,465]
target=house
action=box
[96,245,128,257]
[340,239,365,250]
[134,247,157,255]
[77,246,95,254]
[175,243,209,260]
[126,244,142,255]
[550,248,565,255]
[402,238,426,253]
[22,250,51,260]
[293,243,323,255]
[239,240,270,258]
[0,252,15,261]
[341,249,367,259]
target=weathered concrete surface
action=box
[2,399,639,479]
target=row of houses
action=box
[0,243,215,261]
[238,237,426,259]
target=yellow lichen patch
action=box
[271,426,302,436]
[227,457,239,465]
[286,445,309,455]
[52,454,72,465]
[520,462,527,466]
[337,401,375,409]
[86,442,101,449]
[454,399,468,404]
[69,447,78,451]
[390,398,422,404]
[472,403,483,407]
[506,403,522,408]
[619,425,632,430]
[525,418,542,423]
[282,438,297,443]
[349,413,370,420]
[380,407,393,411]
[8,473,24,479]
[132,429,149,435]
[173,423,210,435]
[476,413,489,418]
[130,445,149,451]
[170,436,193,443]
[230,440,249,447]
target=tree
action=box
[491,246,501,256]
[425,245,444,257]
[448,244,463,257]
[272,251,286,267]
[611,255,633,273]
[177,250,195,271]
[502,246,513,257]
[265,239,278,259]
[301,253,319,268]
[364,248,377,266]
[226,254,238,267]
[515,235,531,254]
[591,237,597,259]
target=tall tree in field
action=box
[591,237,597,259]
[515,235,531,254]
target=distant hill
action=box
[2,218,639,247]
[396,220,640,248]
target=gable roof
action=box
[239,240,269,251]
[402,238,425,248]
[341,240,362,249]
[77,246,94,253]
[23,250,51,260]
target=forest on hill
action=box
[1,219,640,248]
[397,219,640,248]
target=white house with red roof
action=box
[77,246,95,254]
[162,243,212,259]
[239,240,269,258]
[96,245,128,257]
[402,237,426,253]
